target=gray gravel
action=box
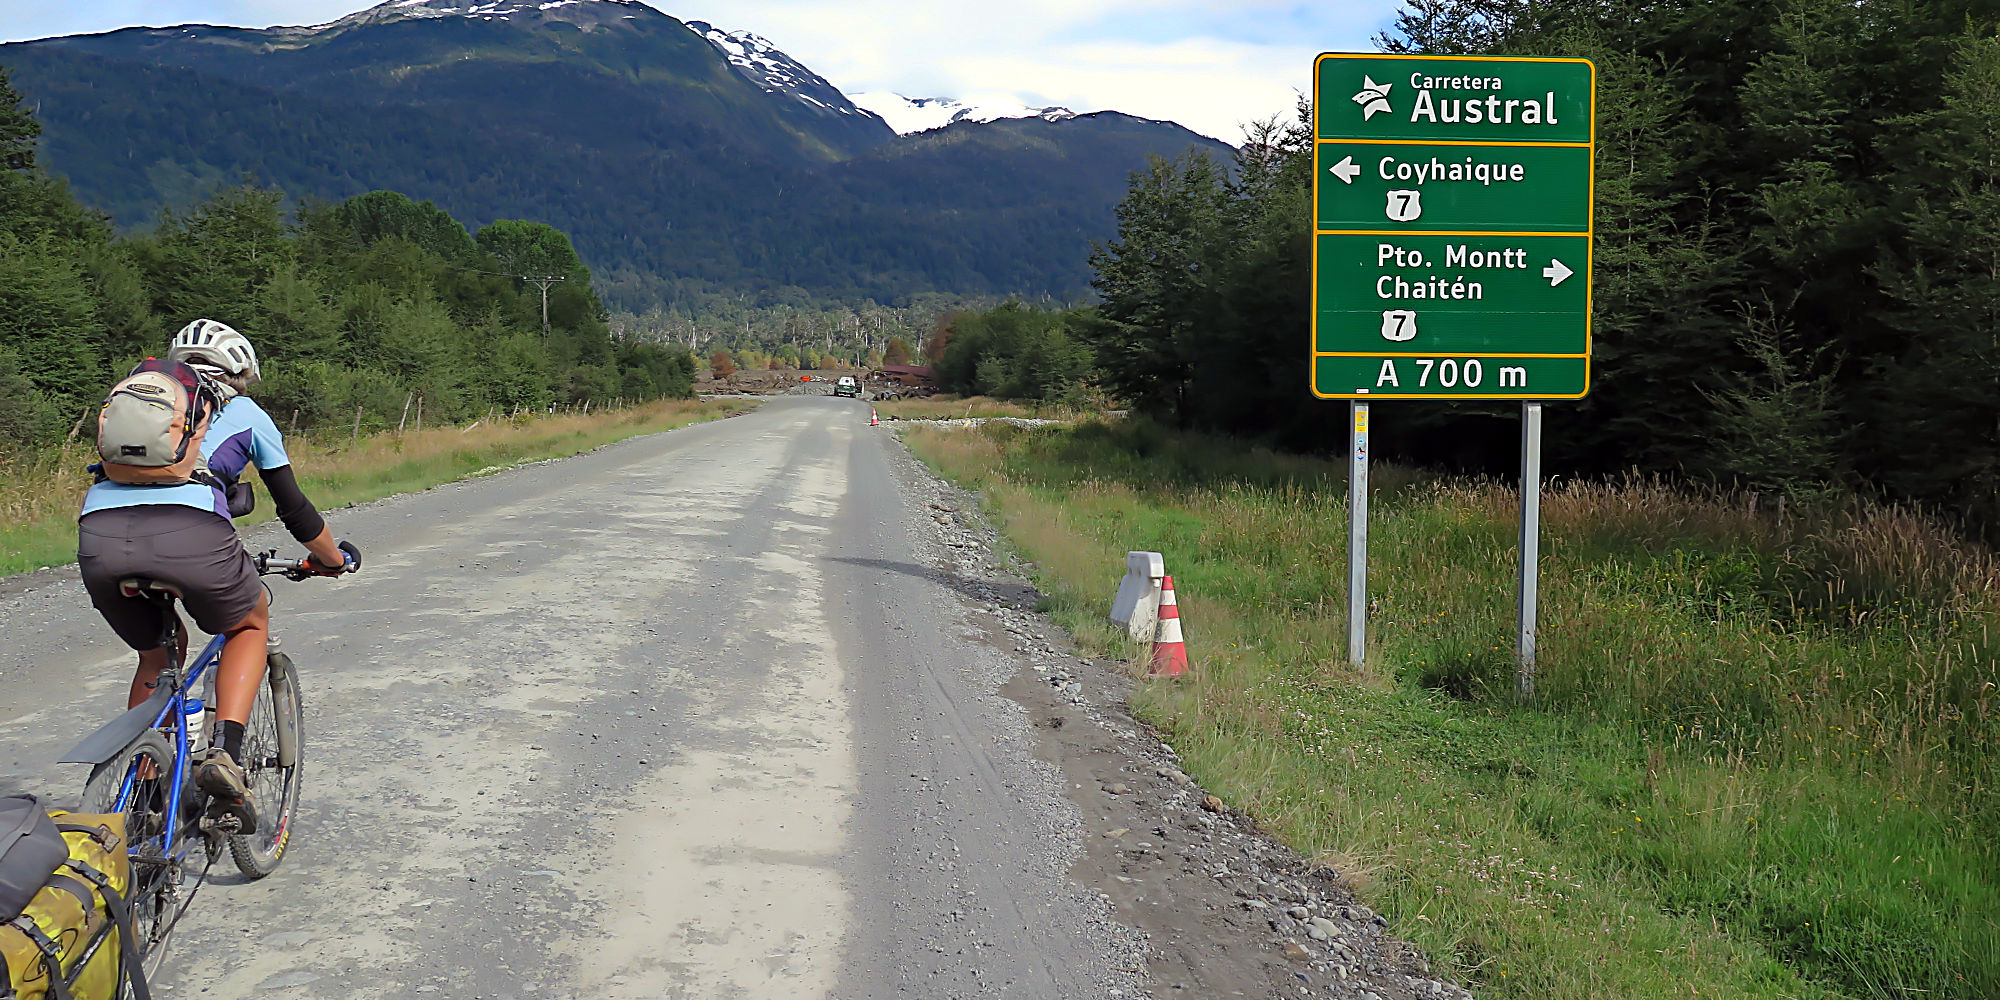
[0,398,1137,998]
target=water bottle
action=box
[183,697,208,754]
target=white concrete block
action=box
[1110,550,1165,643]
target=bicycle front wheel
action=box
[228,650,304,878]
[81,729,177,985]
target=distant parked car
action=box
[834,375,860,397]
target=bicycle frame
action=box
[112,628,226,864]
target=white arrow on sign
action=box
[1328,155,1362,184]
[1542,259,1574,287]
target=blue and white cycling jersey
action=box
[81,396,291,520]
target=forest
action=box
[950,0,2000,536]
[0,69,695,453]
[0,38,1220,312]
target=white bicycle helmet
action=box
[168,319,260,382]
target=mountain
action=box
[22,0,891,160]
[683,20,885,129]
[0,0,1228,308]
[849,93,1077,135]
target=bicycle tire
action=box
[228,650,303,878]
[81,729,178,987]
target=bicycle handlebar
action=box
[255,541,363,581]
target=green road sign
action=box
[1315,234,1589,354]
[1316,56,1592,144]
[1315,143,1591,232]
[1315,355,1588,398]
[1312,53,1595,400]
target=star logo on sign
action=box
[1352,76,1393,120]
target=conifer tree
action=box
[1084,151,1231,425]
[1877,28,2000,526]
[0,68,39,172]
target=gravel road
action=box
[0,397,1470,999]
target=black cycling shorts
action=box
[78,506,262,650]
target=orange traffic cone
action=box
[870,408,880,427]
[1148,575,1188,677]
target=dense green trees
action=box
[0,78,691,452]
[1083,1,2000,535]
[1876,28,2000,532]
[933,304,1095,404]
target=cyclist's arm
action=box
[239,402,346,571]
[261,465,343,567]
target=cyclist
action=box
[77,319,352,830]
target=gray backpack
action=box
[95,359,218,486]
[0,796,66,920]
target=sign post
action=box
[1517,401,1542,695]
[1348,402,1369,667]
[1312,53,1593,675]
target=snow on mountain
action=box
[849,92,1077,135]
[313,4,1112,136]
[684,21,875,121]
[325,0,654,30]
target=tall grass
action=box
[872,394,1091,422]
[0,398,756,576]
[905,419,1999,1000]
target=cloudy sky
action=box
[0,0,1403,142]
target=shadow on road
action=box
[823,556,1042,611]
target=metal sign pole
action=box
[1348,401,1369,667]
[1516,402,1543,697]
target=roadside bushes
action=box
[935,303,1095,404]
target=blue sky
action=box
[0,1,1404,141]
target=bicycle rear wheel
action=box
[81,730,178,985]
[229,650,303,878]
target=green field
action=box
[904,418,1998,1000]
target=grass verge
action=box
[872,394,1091,421]
[903,418,1998,1000]
[0,397,758,577]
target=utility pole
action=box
[522,275,564,337]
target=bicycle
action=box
[60,542,359,985]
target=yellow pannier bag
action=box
[0,811,141,1000]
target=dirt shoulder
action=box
[891,438,1472,1000]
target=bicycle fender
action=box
[60,685,172,765]
[268,652,300,768]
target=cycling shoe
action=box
[196,749,259,834]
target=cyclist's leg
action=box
[212,591,271,748]
[143,515,266,825]
[127,616,190,709]
[193,594,270,826]
[130,647,168,710]
[166,522,263,742]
